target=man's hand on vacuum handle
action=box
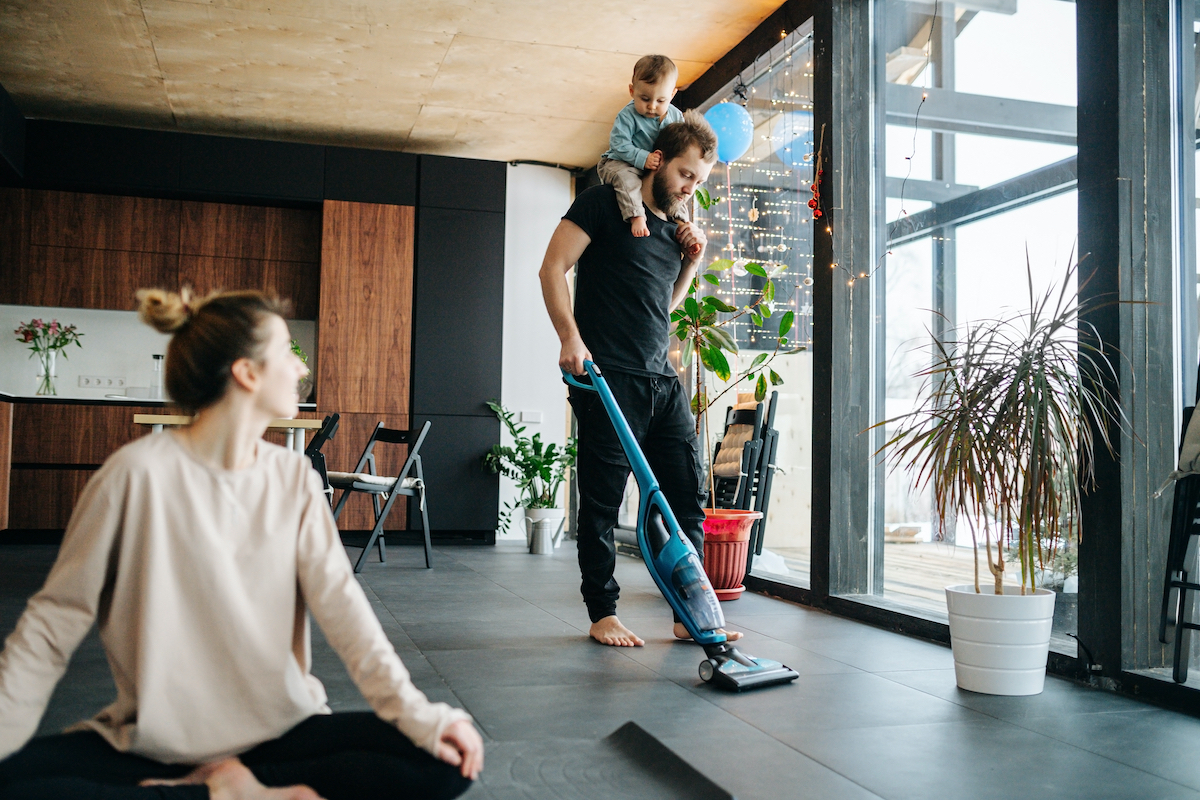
[560,336,592,376]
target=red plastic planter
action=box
[702,508,762,601]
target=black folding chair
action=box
[304,413,340,506]
[747,391,780,571]
[328,420,433,573]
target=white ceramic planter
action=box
[524,508,565,555]
[945,584,1056,696]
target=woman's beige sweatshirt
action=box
[0,431,470,764]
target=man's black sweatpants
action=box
[569,368,706,624]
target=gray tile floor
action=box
[5,540,1200,799]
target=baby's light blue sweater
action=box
[602,103,686,169]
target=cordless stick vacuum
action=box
[564,361,799,691]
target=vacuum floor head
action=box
[700,642,800,692]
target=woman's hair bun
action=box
[137,288,195,333]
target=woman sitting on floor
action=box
[0,288,482,800]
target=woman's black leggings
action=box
[0,712,473,800]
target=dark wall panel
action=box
[418,155,505,213]
[23,121,180,194]
[325,147,417,206]
[0,84,25,182]
[412,207,504,416]
[180,134,323,201]
[408,413,499,532]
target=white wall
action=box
[498,164,574,539]
[0,303,316,400]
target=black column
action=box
[410,155,506,539]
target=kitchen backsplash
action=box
[1,304,317,400]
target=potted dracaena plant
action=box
[670,199,807,594]
[877,259,1122,695]
[484,400,577,554]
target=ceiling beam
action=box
[887,155,1077,245]
[885,83,1077,145]
[675,0,815,111]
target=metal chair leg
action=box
[372,494,386,564]
[417,458,432,569]
[356,520,385,573]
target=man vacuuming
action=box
[539,110,743,648]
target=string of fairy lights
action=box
[694,9,938,349]
[695,33,816,352]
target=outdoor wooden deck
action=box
[764,541,981,616]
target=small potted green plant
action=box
[291,340,313,402]
[878,261,1122,695]
[484,400,577,554]
[670,227,805,594]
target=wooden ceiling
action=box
[0,0,786,167]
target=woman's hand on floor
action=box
[437,719,484,780]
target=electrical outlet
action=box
[78,376,126,388]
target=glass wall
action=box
[864,0,1080,649]
[693,26,816,586]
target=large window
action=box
[693,27,816,586]
[862,0,1080,649]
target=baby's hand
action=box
[644,151,663,170]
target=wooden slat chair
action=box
[709,403,765,511]
[328,420,433,573]
[303,413,340,506]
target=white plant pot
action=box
[945,583,1056,696]
[524,508,565,555]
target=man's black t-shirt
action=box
[563,185,683,378]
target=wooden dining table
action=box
[133,414,323,454]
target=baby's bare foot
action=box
[673,622,743,642]
[590,615,645,647]
[206,759,323,800]
[631,217,650,237]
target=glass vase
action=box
[35,350,57,396]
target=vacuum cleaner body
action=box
[564,361,799,691]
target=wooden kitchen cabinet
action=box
[0,190,321,319]
[3,402,161,532]
[317,201,413,415]
[10,403,162,466]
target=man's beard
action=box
[651,170,683,220]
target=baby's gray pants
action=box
[596,157,689,223]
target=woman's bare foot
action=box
[630,217,650,237]
[143,758,323,800]
[673,622,743,642]
[590,615,645,646]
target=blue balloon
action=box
[770,110,815,167]
[704,102,754,163]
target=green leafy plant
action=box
[671,259,805,436]
[694,188,722,210]
[290,340,308,364]
[484,400,578,534]
[876,260,1123,595]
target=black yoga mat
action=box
[478,721,735,800]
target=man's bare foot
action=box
[674,622,743,642]
[590,615,645,646]
[630,217,650,237]
[143,759,323,800]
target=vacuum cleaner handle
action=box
[560,365,597,392]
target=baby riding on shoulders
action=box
[598,54,687,237]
